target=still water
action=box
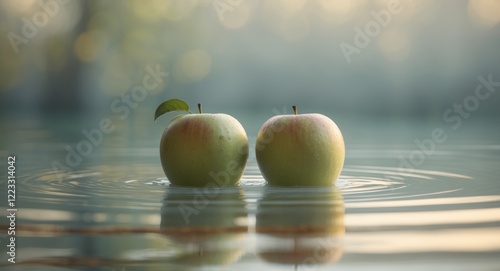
[1,112,500,270]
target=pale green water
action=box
[1,112,500,270]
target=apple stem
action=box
[292,105,297,115]
[198,103,202,114]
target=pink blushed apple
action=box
[155,99,249,187]
[256,106,345,186]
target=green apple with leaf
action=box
[155,99,249,186]
[256,106,345,186]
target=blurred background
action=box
[1,0,499,118]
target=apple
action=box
[155,99,249,186]
[256,106,345,186]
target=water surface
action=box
[1,114,500,270]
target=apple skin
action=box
[256,113,344,186]
[160,114,249,186]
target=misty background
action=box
[1,0,499,120]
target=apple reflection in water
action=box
[160,187,248,266]
[256,186,344,268]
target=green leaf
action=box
[154,99,192,121]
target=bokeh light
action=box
[216,0,252,29]
[468,0,500,28]
[378,27,411,62]
[318,0,367,24]
[74,30,108,63]
[175,49,212,83]
[0,0,38,15]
